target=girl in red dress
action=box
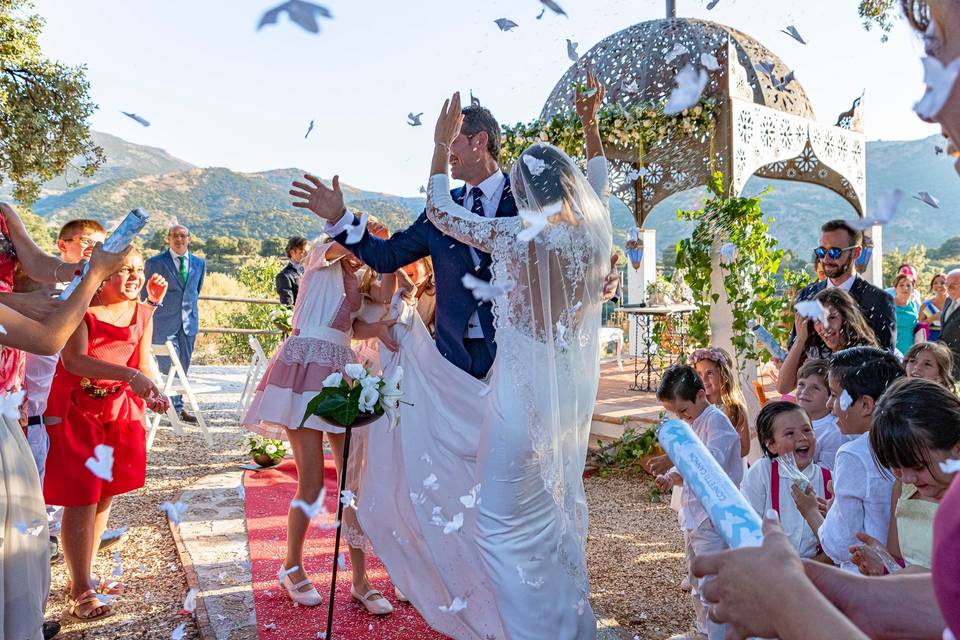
[43,247,169,622]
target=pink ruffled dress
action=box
[243,242,363,438]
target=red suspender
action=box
[771,459,780,514]
[822,467,832,500]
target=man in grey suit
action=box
[144,224,205,423]
[937,269,960,377]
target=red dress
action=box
[43,305,152,507]
[0,210,23,394]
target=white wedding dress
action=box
[359,146,612,640]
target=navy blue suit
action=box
[144,251,205,411]
[334,176,516,378]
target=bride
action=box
[356,74,613,640]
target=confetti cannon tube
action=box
[59,208,150,300]
[748,321,787,361]
[657,419,763,549]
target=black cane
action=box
[324,423,352,640]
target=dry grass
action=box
[586,470,694,640]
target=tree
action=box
[932,236,960,260]
[236,237,261,256]
[883,244,930,288]
[204,236,238,258]
[0,0,103,204]
[260,237,286,257]
[858,0,899,41]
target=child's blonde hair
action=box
[690,346,747,432]
[904,341,957,389]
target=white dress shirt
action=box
[669,403,744,531]
[741,456,829,558]
[811,412,855,472]
[825,272,857,292]
[461,170,506,339]
[169,248,190,276]
[818,432,894,572]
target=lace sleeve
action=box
[425,174,511,253]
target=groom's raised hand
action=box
[290,174,345,222]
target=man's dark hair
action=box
[821,219,862,247]
[461,105,501,161]
[285,236,308,258]
[829,346,905,403]
[656,364,704,403]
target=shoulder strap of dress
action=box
[770,459,780,514]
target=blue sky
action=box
[32,0,938,195]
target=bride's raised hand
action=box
[434,91,464,149]
[576,68,605,127]
[290,174,345,222]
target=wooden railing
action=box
[196,295,284,336]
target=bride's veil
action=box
[502,142,613,590]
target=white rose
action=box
[344,363,368,381]
[322,372,343,388]
[265,443,278,455]
[358,385,380,413]
[359,375,382,389]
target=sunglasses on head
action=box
[814,245,858,260]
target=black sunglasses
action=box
[814,245,858,260]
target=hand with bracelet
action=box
[144,273,168,307]
[126,368,165,407]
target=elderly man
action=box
[144,224,205,423]
[937,269,960,376]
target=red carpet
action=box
[244,457,448,639]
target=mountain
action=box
[20,132,960,258]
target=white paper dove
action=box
[407,112,424,127]
[522,154,547,176]
[304,120,314,139]
[701,52,721,71]
[940,459,960,473]
[621,79,639,94]
[0,389,24,421]
[102,526,128,541]
[409,491,426,505]
[291,489,327,519]
[913,191,941,208]
[419,185,426,194]
[566,39,579,62]
[85,444,115,482]
[781,25,807,44]
[159,501,188,527]
[838,389,853,412]
[719,242,736,264]
[665,44,688,64]
[171,622,187,640]
[664,64,709,115]
[258,1,333,34]
[337,553,346,570]
[914,56,960,120]
[518,201,563,243]
[182,587,197,613]
[423,473,440,491]
[495,18,518,31]
[443,512,464,535]
[795,299,830,326]
[540,0,567,17]
[461,273,514,301]
[339,489,357,510]
[121,111,150,127]
[848,189,903,231]
[112,551,123,578]
[14,520,44,537]
[459,484,482,509]
[439,596,468,614]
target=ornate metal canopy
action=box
[540,18,866,224]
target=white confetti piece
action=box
[795,299,830,326]
[423,473,440,491]
[940,459,960,473]
[443,512,464,535]
[838,389,853,412]
[459,484,482,509]
[439,596,468,614]
[159,501,188,527]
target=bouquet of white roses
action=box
[301,363,405,430]
[244,433,290,465]
[269,305,293,332]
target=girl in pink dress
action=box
[243,237,396,614]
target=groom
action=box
[291,104,618,379]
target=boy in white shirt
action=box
[818,347,904,572]
[796,358,853,471]
[655,365,742,640]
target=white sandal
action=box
[279,569,322,607]
[351,587,394,615]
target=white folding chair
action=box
[146,340,214,449]
[237,334,269,420]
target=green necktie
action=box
[178,255,188,284]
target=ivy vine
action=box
[675,171,802,364]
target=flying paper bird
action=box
[566,39,579,62]
[848,188,904,230]
[495,18,518,31]
[795,300,830,326]
[423,473,440,491]
[459,484,482,509]
[664,44,689,63]
[159,501,188,527]
[439,596,468,614]
[258,1,332,34]
[85,444,114,482]
[517,202,563,242]
[462,273,514,301]
[621,79,639,94]
[774,70,796,91]
[664,64,709,115]
[838,389,853,411]
[304,120,314,139]
[940,459,960,473]
[755,60,775,78]
[707,0,721,8]
[407,112,423,127]
[913,191,941,208]
[781,25,807,44]
[540,0,567,17]
[121,112,150,127]
[936,145,945,155]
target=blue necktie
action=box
[469,187,493,279]
[470,186,485,216]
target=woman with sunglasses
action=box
[776,288,880,394]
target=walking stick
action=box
[324,423,352,640]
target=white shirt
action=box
[461,170,507,339]
[811,413,855,472]
[24,352,59,417]
[818,433,894,572]
[669,403,744,530]
[169,248,190,276]
[945,297,959,324]
[826,272,857,292]
[741,456,828,559]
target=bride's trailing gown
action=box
[359,145,612,640]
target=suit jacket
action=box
[791,277,896,351]
[938,298,960,375]
[275,261,302,306]
[334,175,517,374]
[144,251,205,340]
